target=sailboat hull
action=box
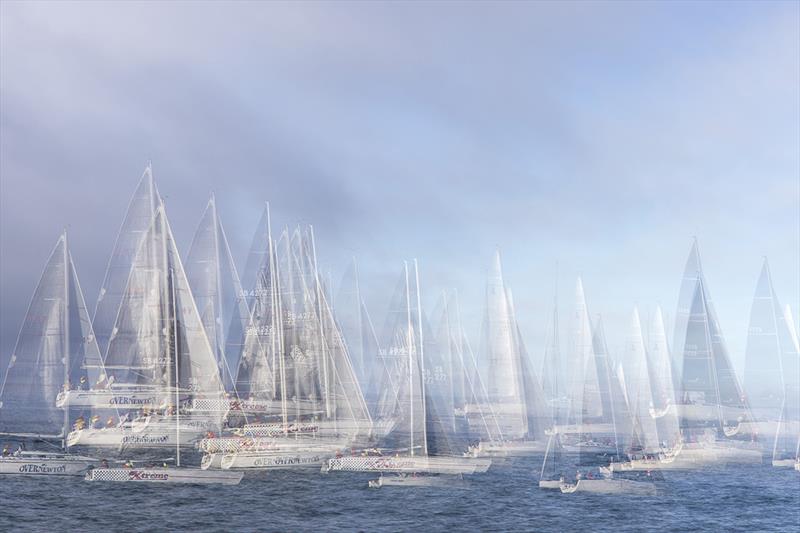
[0,453,96,477]
[467,440,548,457]
[85,467,243,484]
[218,450,329,470]
[56,387,161,409]
[369,474,467,488]
[324,455,490,474]
[68,424,207,449]
[610,442,762,471]
[559,478,656,495]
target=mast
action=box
[309,226,332,420]
[62,230,69,451]
[210,195,227,386]
[403,262,414,456]
[353,257,365,380]
[170,266,181,467]
[413,259,427,456]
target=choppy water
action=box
[1,457,798,532]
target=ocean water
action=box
[1,457,798,532]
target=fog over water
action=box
[1,1,798,378]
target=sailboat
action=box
[465,252,549,457]
[202,225,371,470]
[608,307,687,471]
[58,164,163,410]
[555,279,626,457]
[334,257,383,403]
[671,241,761,464]
[434,290,504,450]
[324,260,490,483]
[742,259,800,457]
[184,194,249,394]
[69,203,230,453]
[83,204,241,484]
[539,309,655,495]
[0,232,98,476]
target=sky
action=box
[1,1,798,376]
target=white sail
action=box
[334,257,378,392]
[185,194,249,391]
[436,290,504,444]
[100,204,225,414]
[475,252,546,442]
[375,261,429,455]
[676,274,751,432]
[240,202,272,305]
[484,251,519,403]
[566,278,594,425]
[621,308,660,454]
[0,232,102,440]
[647,306,680,448]
[744,258,798,423]
[93,164,161,354]
[233,225,370,441]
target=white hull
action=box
[559,478,656,495]
[56,387,161,409]
[198,435,346,454]
[772,458,796,468]
[467,440,547,457]
[610,442,762,471]
[324,455,491,475]
[368,474,466,488]
[217,450,329,470]
[561,442,619,455]
[538,479,562,490]
[233,420,369,440]
[85,467,243,484]
[68,422,208,449]
[0,452,96,477]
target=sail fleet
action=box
[1,164,798,489]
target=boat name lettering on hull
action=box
[109,396,156,406]
[129,470,169,481]
[18,463,68,474]
[121,435,170,444]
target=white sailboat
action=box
[185,193,249,393]
[69,203,229,452]
[671,241,761,464]
[204,225,371,470]
[743,259,798,435]
[0,232,98,476]
[555,279,627,457]
[84,205,241,484]
[324,260,490,482]
[434,290,504,453]
[58,165,162,410]
[466,252,549,456]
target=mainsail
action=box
[478,251,547,441]
[647,306,680,448]
[185,194,249,391]
[334,257,381,396]
[234,225,371,440]
[676,275,751,431]
[376,261,463,456]
[101,203,226,416]
[93,164,161,355]
[240,202,273,306]
[743,258,798,422]
[0,232,102,439]
[621,308,660,454]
